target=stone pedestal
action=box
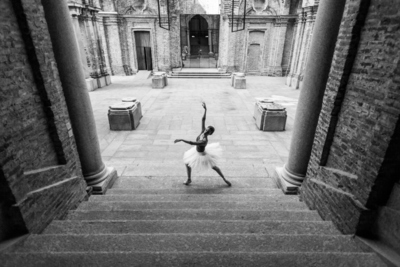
[42,0,117,194]
[274,0,346,194]
[97,76,107,88]
[232,73,246,89]
[254,102,287,131]
[108,102,142,131]
[152,72,167,89]
[105,74,112,85]
[234,77,246,89]
[85,78,97,91]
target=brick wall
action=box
[0,0,87,241]
[301,0,400,235]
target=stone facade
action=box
[0,0,87,241]
[286,0,318,88]
[218,0,298,75]
[98,0,299,75]
[301,0,400,252]
[68,0,111,90]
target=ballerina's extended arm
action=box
[174,139,206,145]
[201,102,206,133]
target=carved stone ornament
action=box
[125,0,147,14]
[252,0,269,14]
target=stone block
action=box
[108,102,142,131]
[97,76,107,88]
[254,102,287,131]
[105,74,112,85]
[233,77,246,89]
[85,78,97,91]
[152,76,165,89]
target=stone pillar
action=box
[208,29,213,53]
[291,12,306,88]
[69,9,88,79]
[103,15,124,75]
[41,0,117,194]
[274,0,346,194]
[294,6,316,88]
[97,15,111,75]
[187,28,191,55]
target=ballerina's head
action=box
[204,126,215,136]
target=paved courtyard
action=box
[89,75,300,182]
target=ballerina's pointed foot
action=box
[225,180,232,187]
[184,180,192,185]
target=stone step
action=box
[107,188,283,195]
[91,194,299,202]
[44,220,340,235]
[77,201,308,211]
[170,74,231,76]
[67,210,323,221]
[113,176,277,189]
[10,234,362,253]
[168,76,231,79]
[171,72,230,75]
[1,252,386,267]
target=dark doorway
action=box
[189,15,209,55]
[134,31,152,71]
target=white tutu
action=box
[183,143,222,171]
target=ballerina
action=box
[174,102,231,186]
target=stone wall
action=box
[301,0,400,238]
[286,1,318,88]
[218,0,297,75]
[0,0,87,241]
[99,0,298,75]
[68,1,111,89]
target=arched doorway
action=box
[189,15,209,55]
[180,14,220,69]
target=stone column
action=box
[69,7,88,79]
[103,15,125,75]
[41,0,117,194]
[295,6,315,88]
[274,0,346,194]
[187,28,191,55]
[285,18,299,82]
[208,29,213,53]
[97,15,111,74]
[286,12,305,87]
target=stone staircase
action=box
[1,175,386,266]
[168,72,231,79]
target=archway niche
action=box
[189,15,209,55]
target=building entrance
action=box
[134,31,152,71]
[180,14,220,68]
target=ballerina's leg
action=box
[212,166,231,186]
[184,164,192,185]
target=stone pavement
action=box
[89,75,300,181]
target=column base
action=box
[89,167,118,195]
[97,76,107,88]
[273,166,304,195]
[105,74,112,85]
[85,78,98,91]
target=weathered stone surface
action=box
[11,234,362,253]
[76,200,308,211]
[66,209,323,221]
[44,220,340,235]
[1,252,386,267]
